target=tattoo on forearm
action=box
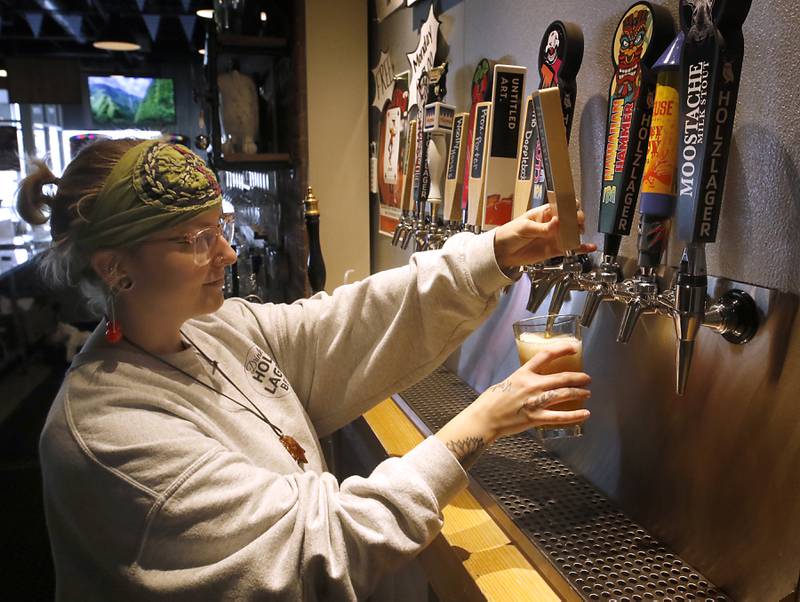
[446,436,486,470]
[518,390,556,415]
[490,379,512,393]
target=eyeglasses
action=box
[146,214,235,266]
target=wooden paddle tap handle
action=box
[532,88,581,252]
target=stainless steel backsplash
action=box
[445,272,800,601]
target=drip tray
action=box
[396,366,727,601]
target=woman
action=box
[18,138,595,601]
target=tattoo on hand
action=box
[446,436,486,470]
[518,390,556,415]
[490,380,512,393]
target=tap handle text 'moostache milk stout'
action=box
[676,0,751,245]
[530,20,584,210]
[673,0,753,394]
[597,2,674,261]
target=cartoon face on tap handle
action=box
[615,9,649,98]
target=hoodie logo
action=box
[245,346,291,398]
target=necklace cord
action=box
[120,333,309,467]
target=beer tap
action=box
[616,31,684,343]
[529,86,584,331]
[580,2,674,328]
[465,100,492,234]
[531,87,588,325]
[519,21,584,313]
[401,69,433,251]
[479,63,527,232]
[392,120,418,248]
[440,111,469,243]
[422,64,453,251]
[669,0,757,394]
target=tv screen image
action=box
[89,75,176,126]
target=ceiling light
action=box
[0,70,7,78]
[196,8,214,19]
[93,17,142,52]
[93,40,141,51]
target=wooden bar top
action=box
[362,398,573,601]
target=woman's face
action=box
[119,208,238,325]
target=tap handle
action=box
[399,120,418,214]
[537,20,583,138]
[597,2,674,241]
[443,112,469,223]
[637,32,684,269]
[411,91,430,212]
[639,33,682,219]
[481,64,528,230]
[533,88,580,252]
[466,101,492,231]
[461,59,495,227]
[530,20,584,208]
[676,0,752,243]
[513,95,538,218]
[423,101,456,206]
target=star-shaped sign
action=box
[406,5,440,111]
[371,50,396,111]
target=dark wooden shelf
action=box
[221,152,290,162]
[217,33,288,51]
[215,152,292,171]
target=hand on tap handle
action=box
[435,342,591,467]
[493,203,595,272]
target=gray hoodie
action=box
[40,230,515,601]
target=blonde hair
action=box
[16,138,143,314]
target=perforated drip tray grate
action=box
[397,366,728,601]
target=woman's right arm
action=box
[436,341,591,468]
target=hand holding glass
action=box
[513,315,587,439]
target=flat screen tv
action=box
[88,75,176,126]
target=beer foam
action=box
[518,331,579,345]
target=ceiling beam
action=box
[33,1,86,43]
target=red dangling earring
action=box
[104,275,131,344]
[105,290,122,344]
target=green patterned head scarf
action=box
[76,140,222,254]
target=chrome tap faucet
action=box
[580,252,623,328]
[584,5,673,327]
[667,0,756,393]
[545,253,593,318]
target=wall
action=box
[370,0,800,296]
[305,0,370,291]
[370,1,800,600]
